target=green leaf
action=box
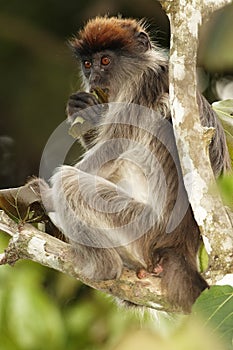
[213,100,233,120]
[212,100,233,167]
[217,174,233,208]
[198,242,209,272]
[193,285,233,349]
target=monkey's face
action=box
[81,50,120,100]
[72,17,153,100]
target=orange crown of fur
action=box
[70,16,146,56]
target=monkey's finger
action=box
[68,100,90,110]
[69,92,99,106]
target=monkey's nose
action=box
[89,72,101,86]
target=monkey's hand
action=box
[66,91,104,138]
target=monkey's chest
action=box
[97,157,148,204]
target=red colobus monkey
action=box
[47,17,230,312]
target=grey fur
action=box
[51,20,230,312]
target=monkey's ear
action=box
[136,31,152,51]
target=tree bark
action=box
[160,0,233,284]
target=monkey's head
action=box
[69,16,153,99]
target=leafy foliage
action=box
[198,242,209,273]
[0,234,146,350]
[213,99,233,167]
[193,286,233,350]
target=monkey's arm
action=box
[66,92,99,148]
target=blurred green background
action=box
[0,1,232,349]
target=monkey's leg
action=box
[51,165,208,311]
[49,168,125,280]
[68,242,124,280]
[51,165,156,246]
[51,164,154,276]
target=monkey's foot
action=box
[136,268,150,279]
[153,263,163,276]
[136,265,163,279]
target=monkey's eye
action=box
[101,56,111,66]
[84,60,92,69]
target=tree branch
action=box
[160,0,233,283]
[0,209,175,313]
